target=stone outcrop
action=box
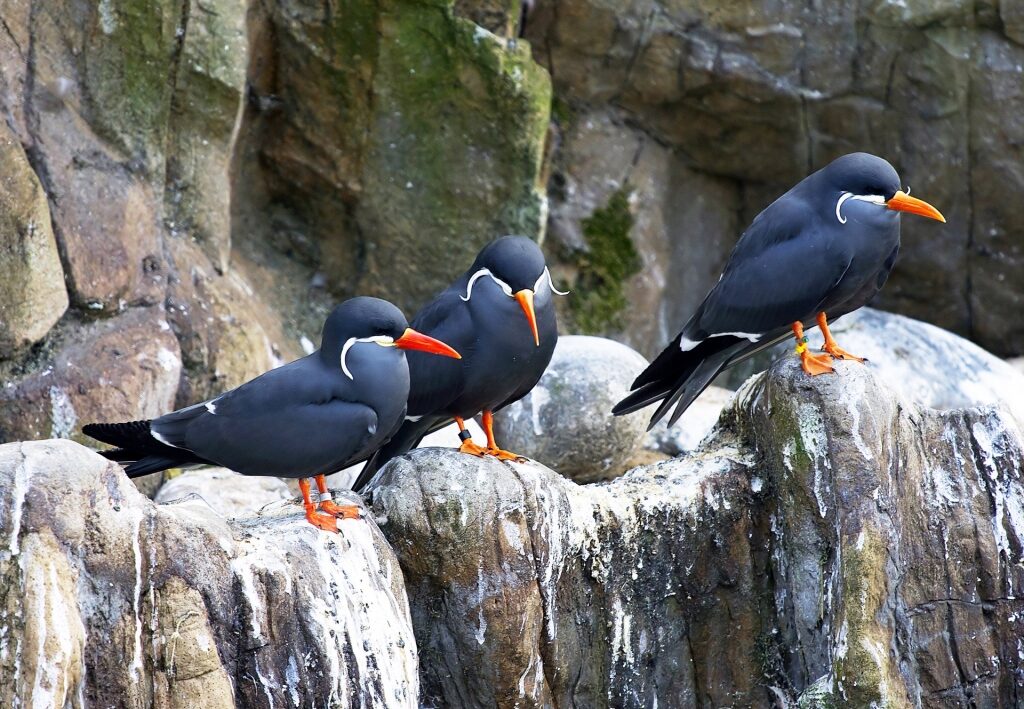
[0,123,67,358]
[493,335,651,481]
[524,0,1024,358]
[0,0,552,445]
[372,357,1024,706]
[0,440,417,708]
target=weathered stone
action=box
[165,0,249,272]
[0,123,67,358]
[373,357,1024,706]
[156,468,292,517]
[526,0,1024,356]
[493,335,649,482]
[235,0,552,317]
[721,307,1024,429]
[0,439,418,708]
[0,308,181,446]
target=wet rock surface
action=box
[0,440,417,708]
[372,357,1024,707]
[492,335,650,482]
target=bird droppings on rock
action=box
[371,355,1024,706]
[0,440,417,708]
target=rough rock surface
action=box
[525,0,1024,357]
[0,123,67,358]
[0,440,417,708]
[492,335,650,481]
[373,357,1024,707]
[0,0,551,443]
[723,307,1024,428]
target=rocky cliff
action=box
[372,358,1024,707]
[3,349,1023,707]
[4,0,1024,453]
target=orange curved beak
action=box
[886,190,945,223]
[394,328,461,359]
[515,289,540,347]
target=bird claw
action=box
[305,510,339,533]
[800,350,836,376]
[319,499,362,520]
[821,342,867,363]
[458,439,489,457]
[486,447,526,463]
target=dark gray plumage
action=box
[614,152,946,429]
[84,297,461,531]
[353,236,562,491]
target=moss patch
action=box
[569,188,640,334]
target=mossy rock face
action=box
[235,0,552,316]
[82,0,182,168]
[566,188,640,334]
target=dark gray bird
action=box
[613,152,946,429]
[352,236,565,492]
[83,297,461,532]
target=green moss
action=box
[569,188,640,334]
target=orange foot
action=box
[485,447,526,462]
[459,438,488,457]
[319,499,362,520]
[305,509,339,533]
[821,341,867,363]
[800,350,836,376]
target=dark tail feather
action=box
[83,420,155,449]
[83,420,201,478]
[613,337,746,430]
[352,417,436,493]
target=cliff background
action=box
[1,0,1022,444]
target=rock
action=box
[647,385,734,456]
[492,335,649,482]
[0,308,182,446]
[155,468,293,517]
[0,439,418,708]
[0,123,68,358]
[721,308,1024,428]
[526,0,1024,356]
[373,357,1024,706]
[234,0,552,317]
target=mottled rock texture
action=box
[0,440,417,708]
[0,0,551,445]
[493,335,650,481]
[372,358,1024,707]
[524,0,1024,358]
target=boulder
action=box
[0,308,182,448]
[0,439,418,708]
[721,307,1024,428]
[0,124,68,358]
[492,335,650,482]
[372,356,1024,706]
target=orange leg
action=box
[792,321,835,376]
[299,478,337,532]
[455,416,487,457]
[315,474,361,520]
[481,411,525,462]
[817,312,866,363]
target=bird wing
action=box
[631,201,850,394]
[405,289,471,415]
[172,398,378,477]
[682,198,852,342]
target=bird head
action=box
[321,297,460,379]
[460,235,568,347]
[823,153,945,226]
